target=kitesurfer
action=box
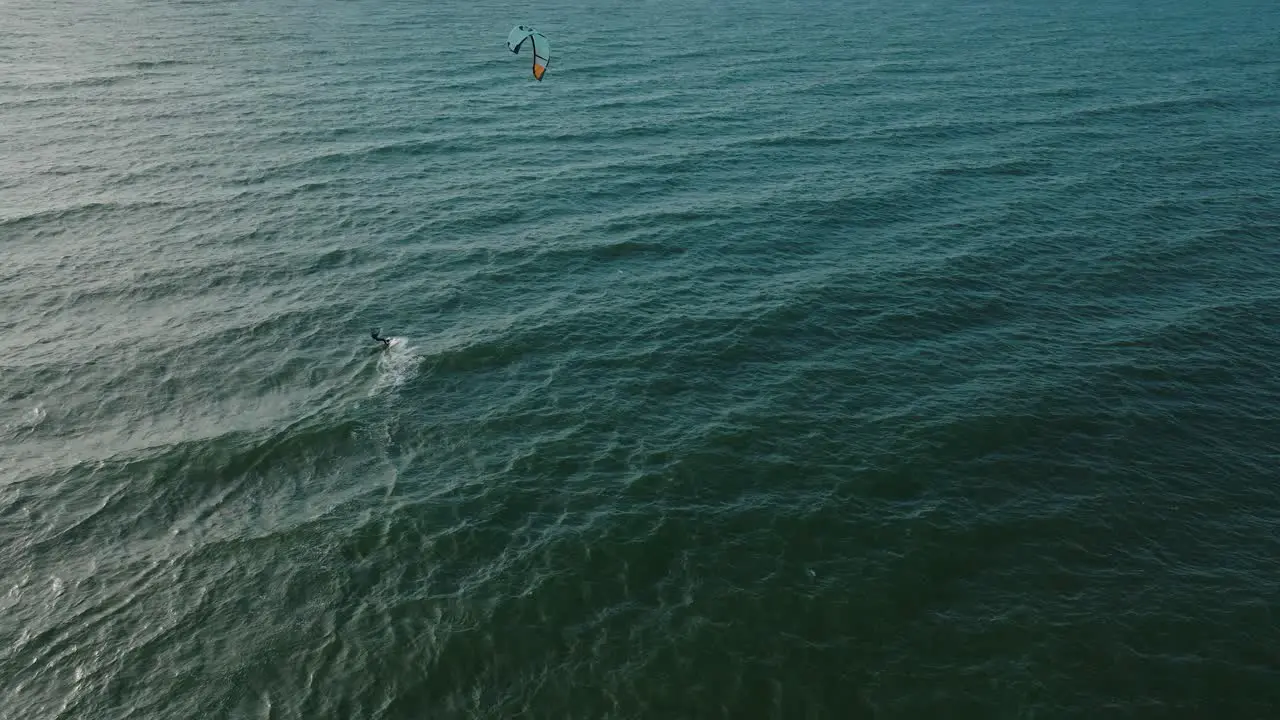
[370,329,392,349]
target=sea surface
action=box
[3,0,1280,717]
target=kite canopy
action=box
[507,25,551,81]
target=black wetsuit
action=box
[370,329,391,348]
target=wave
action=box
[6,74,133,92]
[0,200,169,232]
[931,159,1050,177]
[114,59,188,71]
[1042,93,1241,125]
[15,407,372,552]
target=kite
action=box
[507,25,551,81]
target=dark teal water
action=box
[4,0,1280,717]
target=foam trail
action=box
[370,337,419,397]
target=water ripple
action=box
[3,0,1280,717]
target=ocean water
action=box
[3,0,1280,717]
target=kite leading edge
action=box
[507,25,551,81]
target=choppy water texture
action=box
[4,0,1280,717]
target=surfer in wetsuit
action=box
[370,329,392,349]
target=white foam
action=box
[370,337,419,396]
[2,406,46,439]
